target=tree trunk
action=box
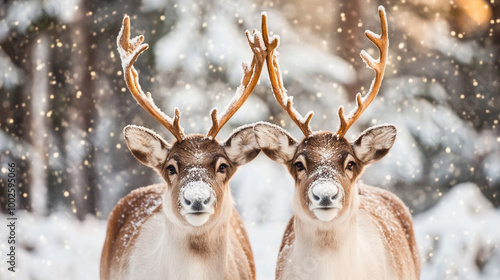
[28,33,50,214]
[334,0,370,100]
[66,4,98,220]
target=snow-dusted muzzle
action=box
[179,181,216,226]
[308,179,344,221]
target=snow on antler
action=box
[117,15,185,142]
[206,20,268,139]
[336,6,389,137]
[261,12,314,138]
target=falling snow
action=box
[0,0,499,279]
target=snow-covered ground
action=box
[415,183,500,279]
[1,181,499,279]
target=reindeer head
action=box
[124,126,259,227]
[255,7,392,223]
[255,123,395,223]
[118,16,267,228]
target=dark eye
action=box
[346,161,356,171]
[218,163,228,173]
[167,165,177,175]
[295,162,305,172]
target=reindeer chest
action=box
[279,212,395,280]
[281,246,373,280]
[124,214,221,280]
[281,246,386,280]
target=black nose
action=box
[315,193,338,206]
[191,200,203,211]
[319,197,332,206]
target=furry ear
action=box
[123,125,171,169]
[353,124,396,164]
[254,122,298,164]
[223,124,260,166]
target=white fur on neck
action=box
[282,189,396,280]
[124,188,235,280]
[126,212,225,280]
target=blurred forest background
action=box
[0,0,499,279]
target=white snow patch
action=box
[310,166,341,182]
[310,180,339,198]
[414,183,500,279]
[254,31,266,52]
[483,153,500,185]
[0,50,21,89]
[184,167,209,181]
[5,0,42,33]
[142,0,166,11]
[44,0,82,23]
[279,43,356,84]
[180,181,212,203]
[0,211,106,280]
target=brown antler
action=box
[336,6,389,137]
[261,13,314,138]
[206,17,268,139]
[117,15,185,142]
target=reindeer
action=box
[100,15,269,280]
[254,7,420,280]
